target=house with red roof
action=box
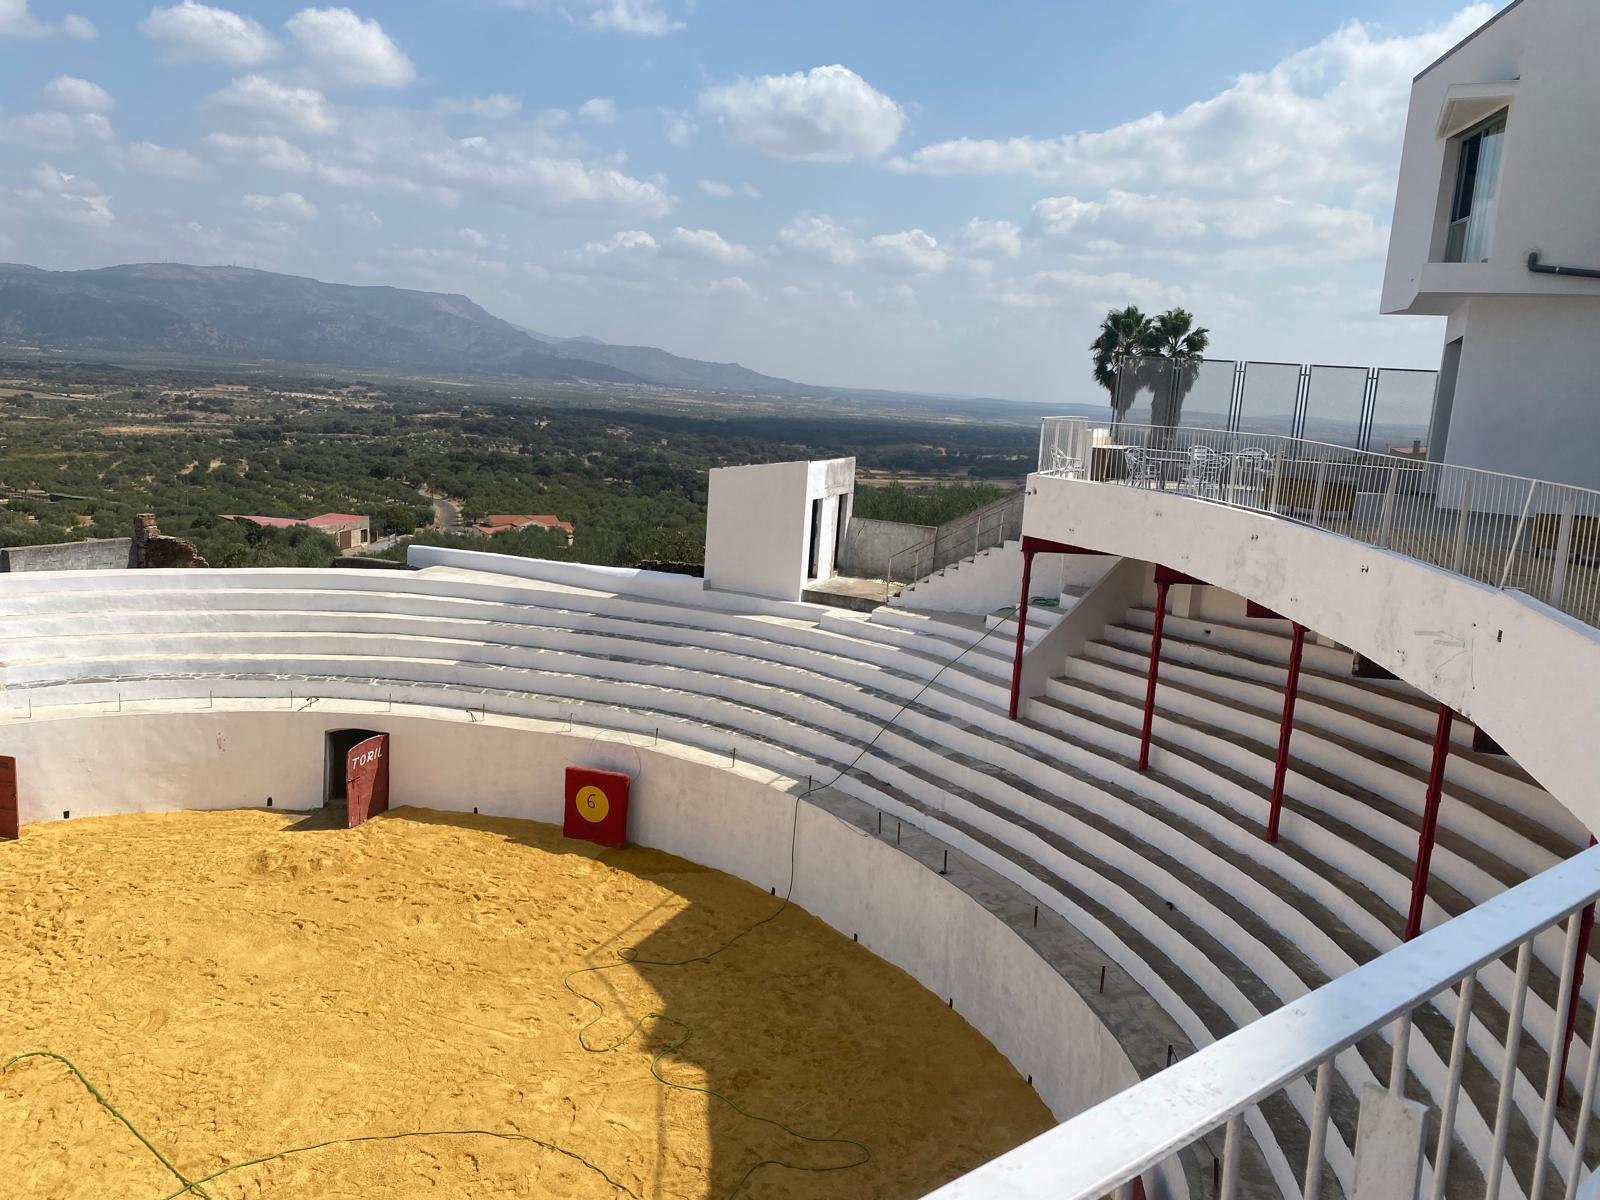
[467,514,575,546]
[222,512,372,551]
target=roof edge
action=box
[1416,0,1525,81]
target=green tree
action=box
[1147,308,1210,432]
[1090,306,1157,429]
[1090,305,1210,432]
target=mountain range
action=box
[0,262,841,398]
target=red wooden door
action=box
[345,735,389,829]
[0,756,16,840]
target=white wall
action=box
[1024,474,1600,831]
[1381,0,1600,486]
[1435,295,1600,483]
[703,458,855,601]
[0,703,1145,1135]
[1384,0,1600,315]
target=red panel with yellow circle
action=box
[563,767,631,849]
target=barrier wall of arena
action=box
[1025,473,1600,830]
[2,706,1149,1145]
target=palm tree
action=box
[1090,306,1157,431]
[1147,308,1210,433]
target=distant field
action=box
[0,360,1039,570]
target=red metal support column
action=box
[1403,704,1455,941]
[1265,623,1306,844]
[1559,834,1598,1103]
[1007,547,1035,721]
[1138,580,1171,772]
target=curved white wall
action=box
[1025,474,1600,830]
[1,702,1148,1146]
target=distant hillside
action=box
[0,262,829,397]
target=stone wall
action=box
[0,538,134,573]
[836,517,935,579]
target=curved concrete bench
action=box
[3,565,1583,1197]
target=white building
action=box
[1382,0,1600,488]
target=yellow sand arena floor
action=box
[0,807,1052,1199]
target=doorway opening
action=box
[325,728,384,807]
[807,497,824,581]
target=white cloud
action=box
[959,218,1022,259]
[0,110,113,150]
[778,215,948,274]
[335,201,382,229]
[663,111,695,147]
[457,226,490,247]
[778,215,860,266]
[699,65,905,162]
[30,162,99,194]
[866,229,948,274]
[578,97,617,125]
[408,139,673,217]
[891,6,1494,194]
[0,0,94,38]
[699,179,760,200]
[42,75,114,113]
[208,74,337,134]
[140,2,279,65]
[204,131,313,173]
[1031,189,1387,260]
[287,7,415,87]
[126,141,207,178]
[988,268,1190,313]
[243,190,319,221]
[436,94,523,120]
[12,165,112,226]
[587,0,681,35]
[664,227,754,265]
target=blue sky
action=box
[1,0,1496,402]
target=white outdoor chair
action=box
[1181,444,1228,498]
[1232,447,1274,499]
[1122,447,1161,488]
[1049,447,1084,478]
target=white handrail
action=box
[1037,420,1600,630]
[926,845,1600,1200]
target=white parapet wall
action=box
[1025,473,1600,830]
[1,701,1149,1144]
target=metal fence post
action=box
[1266,451,1284,515]
[1450,476,1473,575]
[1377,466,1400,549]
[1549,491,1578,609]
[1310,455,1329,527]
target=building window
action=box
[1443,111,1506,263]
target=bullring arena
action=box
[10,434,1600,1200]
[1,808,1048,1198]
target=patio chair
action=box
[1180,444,1228,498]
[1234,446,1274,491]
[1122,446,1162,488]
[1048,447,1084,478]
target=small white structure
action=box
[1382,0,1600,488]
[702,457,855,601]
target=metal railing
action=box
[927,845,1600,1200]
[1038,419,1600,629]
[884,488,1024,589]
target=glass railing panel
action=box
[1302,365,1369,447]
[1235,361,1301,436]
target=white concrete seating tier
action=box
[0,565,1589,1199]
